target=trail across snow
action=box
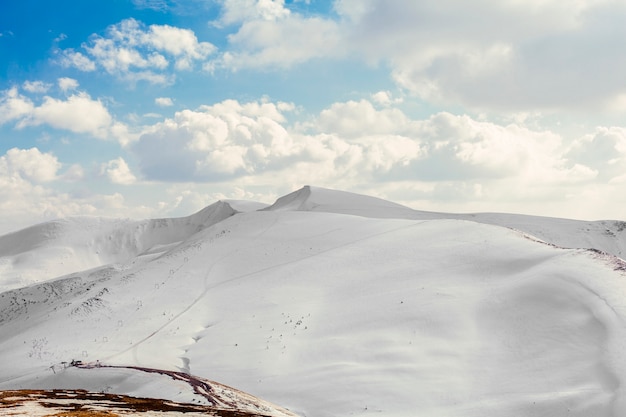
[68,362,297,416]
[1,186,626,417]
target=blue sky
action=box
[2,0,626,234]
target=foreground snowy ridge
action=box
[1,186,626,416]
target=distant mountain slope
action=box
[2,186,623,293]
[262,185,413,217]
[266,186,626,258]
[458,212,626,259]
[1,186,626,417]
[0,201,237,292]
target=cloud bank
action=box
[2,92,626,234]
[125,95,614,215]
[210,0,626,113]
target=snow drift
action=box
[1,186,626,417]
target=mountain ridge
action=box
[2,186,626,416]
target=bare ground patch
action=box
[0,389,278,416]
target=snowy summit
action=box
[1,186,626,416]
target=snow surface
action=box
[1,185,626,416]
[0,201,236,292]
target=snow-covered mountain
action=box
[1,186,626,416]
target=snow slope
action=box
[0,201,237,292]
[1,186,626,416]
[267,186,626,258]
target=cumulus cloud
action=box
[17,92,113,139]
[309,103,595,188]
[129,96,601,204]
[58,49,97,71]
[0,87,34,125]
[208,1,342,71]
[217,0,291,25]
[155,97,173,107]
[0,87,130,143]
[371,91,402,107]
[411,113,596,184]
[58,18,216,84]
[60,164,85,182]
[101,157,137,184]
[315,99,409,138]
[132,99,299,181]
[58,77,79,91]
[567,127,626,182]
[22,81,51,94]
[0,148,61,183]
[147,23,215,70]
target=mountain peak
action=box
[262,185,313,212]
[263,185,416,218]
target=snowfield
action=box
[1,186,626,416]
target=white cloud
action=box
[339,0,626,112]
[567,127,626,182]
[155,97,173,107]
[309,103,594,188]
[122,70,172,85]
[86,36,167,74]
[420,113,588,183]
[129,96,598,201]
[60,164,85,182]
[0,174,148,236]
[0,148,61,183]
[146,24,216,70]
[217,0,291,25]
[22,81,51,93]
[209,5,342,71]
[110,121,137,146]
[371,91,402,107]
[0,88,130,143]
[0,154,262,236]
[0,150,147,235]
[18,93,113,139]
[58,49,97,71]
[315,99,409,138]
[0,175,83,234]
[101,157,137,185]
[209,0,626,114]
[58,77,79,91]
[132,100,298,181]
[58,18,215,84]
[0,87,34,125]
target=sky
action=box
[2,0,626,234]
